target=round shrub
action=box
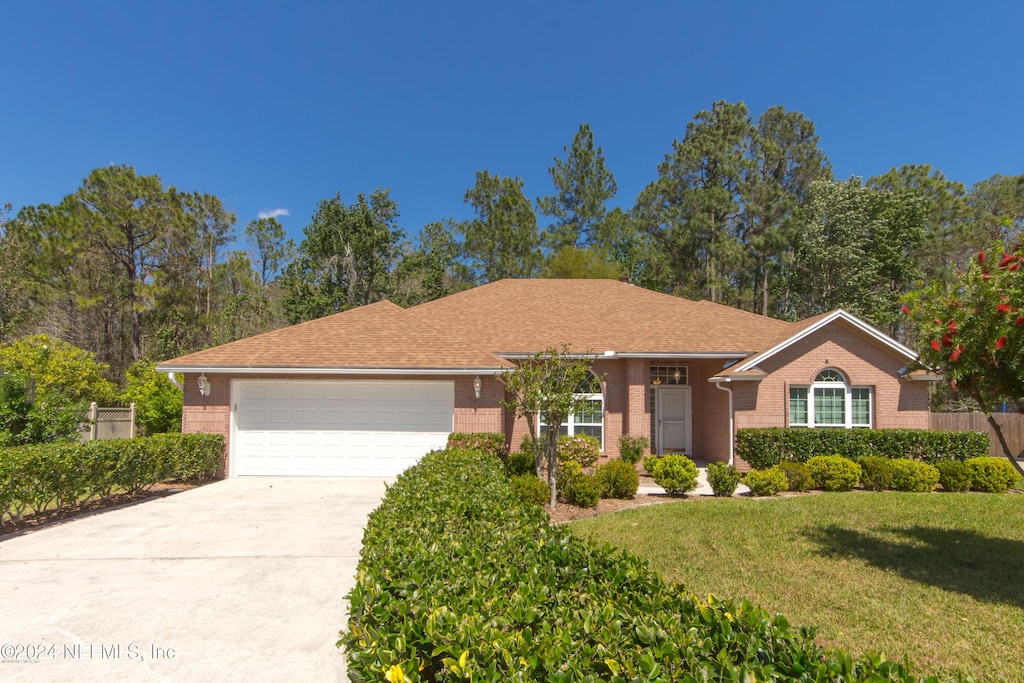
[778,461,813,492]
[743,466,789,497]
[936,460,972,492]
[557,460,583,495]
[642,454,659,475]
[650,455,698,496]
[889,459,940,492]
[510,474,549,506]
[618,434,649,465]
[595,459,639,499]
[706,461,741,497]
[807,455,861,492]
[563,473,601,507]
[966,457,1019,493]
[558,434,601,469]
[504,450,535,477]
[858,456,894,491]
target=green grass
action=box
[571,492,1024,682]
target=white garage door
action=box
[232,380,454,476]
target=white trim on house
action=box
[729,310,916,374]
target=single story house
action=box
[157,279,931,477]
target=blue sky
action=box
[3,1,1022,247]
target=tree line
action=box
[1,99,1022,388]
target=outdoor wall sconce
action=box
[473,375,482,399]
[197,373,211,397]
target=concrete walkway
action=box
[0,477,387,682]
[638,465,751,496]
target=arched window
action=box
[539,372,604,446]
[789,368,872,428]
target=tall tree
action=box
[636,100,754,303]
[282,188,404,322]
[0,202,29,342]
[867,164,968,280]
[540,247,622,279]
[458,171,541,282]
[245,217,294,288]
[392,219,472,306]
[536,123,618,250]
[67,166,182,362]
[787,178,925,333]
[741,107,832,316]
[964,173,1024,249]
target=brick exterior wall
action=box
[729,321,931,470]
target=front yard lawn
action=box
[571,491,1024,682]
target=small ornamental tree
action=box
[903,242,1024,477]
[501,345,594,508]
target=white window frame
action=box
[789,369,872,429]
[539,372,604,447]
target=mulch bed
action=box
[0,481,203,537]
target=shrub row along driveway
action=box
[0,477,387,682]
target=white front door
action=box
[656,387,691,455]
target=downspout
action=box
[713,379,735,466]
[166,371,184,391]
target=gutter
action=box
[166,371,184,391]
[154,365,510,376]
[711,378,735,466]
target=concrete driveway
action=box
[0,477,387,682]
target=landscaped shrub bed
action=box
[737,428,989,469]
[341,446,923,682]
[0,433,222,526]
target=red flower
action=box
[950,345,963,362]
[999,253,1015,268]
[931,339,941,352]
[1011,263,1021,271]
[978,251,986,265]
[950,379,958,390]
[901,305,910,315]
[982,273,991,281]
[998,303,1012,314]
[996,336,1008,349]
[947,321,959,332]
[1016,317,1024,327]
[941,333,953,347]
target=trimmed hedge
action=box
[510,474,548,506]
[341,447,925,681]
[447,432,507,460]
[594,459,639,499]
[743,466,789,497]
[807,455,861,492]
[889,459,940,493]
[706,462,742,497]
[936,460,972,492]
[0,433,223,527]
[779,461,813,492]
[859,456,895,491]
[650,454,699,496]
[965,457,1018,493]
[736,428,989,469]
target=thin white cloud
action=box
[258,208,290,219]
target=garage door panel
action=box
[233,380,455,476]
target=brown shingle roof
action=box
[407,279,795,355]
[159,300,511,370]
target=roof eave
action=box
[154,365,511,376]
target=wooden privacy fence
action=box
[82,402,136,441]
[930,411,1024,457]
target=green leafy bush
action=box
[122,361,183,435]
[563,473,601,507]
[807,455,862,492]
[341,446,920,681]
[618,434,649,464]
[965,457,1018,493]
[889,459,940,492]
[706,461,741,497]
[0,433,223,527]
[594,459,639,499]
[859,456,895,491]
[447,432,508,460]
[737,427,989,469]
[743,466,789,497]
[779,461,813,492]
[510,474,548,506]
[503,450,534,477]
[936,460,972,492]
[642,453,659,475]
[557,434,600,468]
[650,454,698,496]
[0,374,86,446]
